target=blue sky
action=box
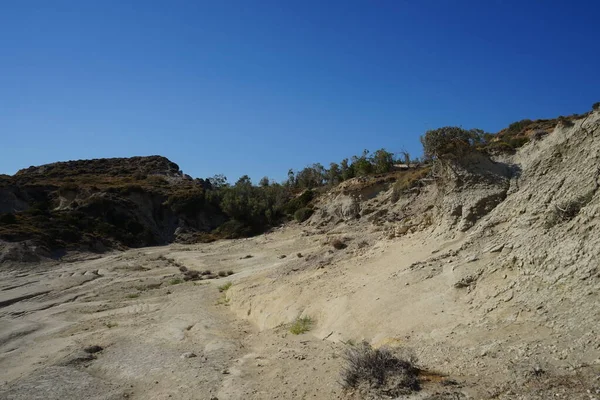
[1,1,599,183]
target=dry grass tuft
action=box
[391,167,432,202]
[289,316,313,334]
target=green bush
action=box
[289,316,313,334]
[286,190,315,215]
[295,164,326,188]
[506,119,533,135]
[351,150,373,176]
[166,188,205,214]
[214,219,252,238]
[420,127,484,160]
[506,136,530,149]
[294,207,314,222]
[371,149,394,174]
[218,178,290,233]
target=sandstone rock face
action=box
[435,152,513,231]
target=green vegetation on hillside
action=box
[1,104,596,254]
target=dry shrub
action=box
[341,342,420,397]
[555,192,593,221]
[557,116,574,127]
[331,239,347,250]
[294,207,314,222]
[182,269,200,281]
[546,191,594,227]
[391,167,431,202]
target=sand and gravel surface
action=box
[1,223,598,399]
[0,229,351,400]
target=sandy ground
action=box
[1,224,598,399]
[0,227,347,400]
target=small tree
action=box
[235,175,252,186]
[420,127,484,161]
[397,149,411,167]
[592,102,600,111]
[286,169,296,188]
[259,176,270,187]
[371,149,394,174]
[207,174,228,189]
[340,158,354,181]
[351,149,373,176]
[327,162,342,186]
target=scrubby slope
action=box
[0,156,224,261]
[227,110,600,398]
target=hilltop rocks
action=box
[0,156,227,258]
[15,155,182,179]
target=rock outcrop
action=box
[0,156,225,260]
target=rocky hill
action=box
[0,109,597,264]
[0,156,226,261]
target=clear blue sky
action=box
[1,1,599,182]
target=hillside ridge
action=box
[0,108,599,399]
[0,106,597,263]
